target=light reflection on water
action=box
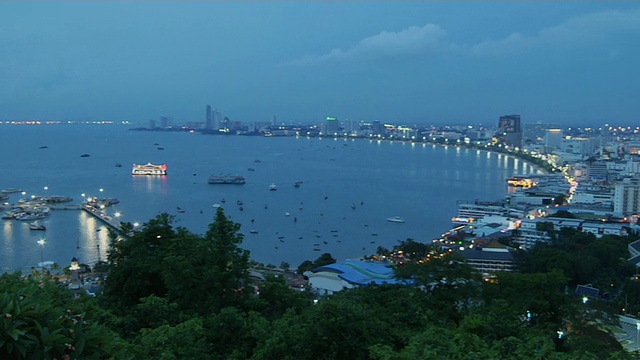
[0,126,542,273]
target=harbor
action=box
[0,126,538,274]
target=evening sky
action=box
[1,2,639,126]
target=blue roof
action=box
[313,259,407,286]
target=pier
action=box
[81,205,122,233]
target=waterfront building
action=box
[496,114,523,148]
[371,121,384,136]
[213,108,222,130]
[614,176,640,216]
[160,115,170,128]
[206,104,212,130]
[325,116,340,136]
[525,122,561,143]
[545,129,563,150]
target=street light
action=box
[37,238,46,272]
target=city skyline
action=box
[1,2,639,125]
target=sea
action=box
[0,125,542,273]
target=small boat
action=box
[212,203,221,208]
[115,163,122,167]
[386,216,405,223]
[157,147,165,150]
[284,212,290,217]
[80,154,90,157]
[269,183,277,191]
[294,181,302,188]
[29,222,46,231]
[248,168,255,172]
[39,146,48,149]
[177,207,186,213]
[249,230,258,234]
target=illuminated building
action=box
[325,116,340,135]
[496,114,522,148]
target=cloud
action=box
[288,24,446,66]
[470,8,640,56]
[288,8,640,65]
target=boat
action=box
[132,162,167,175]
[294,181,302,188]
[80,154,90,157]
[249,230,258,234]
[1,188,23,194]
[212,203,221,208]
[115,163,122,167]
[386,216,405,223]
[157,147,165,150]
[177,207,186,213]
[208,174,245,185]
[29,221,46,231]
[39,146,48,149]
[269,183,277,191]
[16,213,48,221]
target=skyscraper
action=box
[325,116,339,135]
[206,105,212,130]
[497,114,522,148]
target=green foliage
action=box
[297,252,336,274]
[0,273,131,359]
[136,318,209,359]
[103,209,252,315]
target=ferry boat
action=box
[132,163,167,175]
[208,174,245,185]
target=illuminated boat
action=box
[132,163,167,175]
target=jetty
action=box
[82,205,122,232]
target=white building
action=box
[614,177,640,216]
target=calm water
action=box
[0,125,540,272]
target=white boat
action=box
[29,221,46,231]
[386,216,405,223]
[16,213,48,221]
[269,183,277,191]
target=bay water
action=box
[0,125,540,273]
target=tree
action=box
[0,273,132,359]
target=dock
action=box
[82,205,122,233]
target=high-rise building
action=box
[325,116,340,135]
[213,108,222,130]
[497,114,522,148]
[614,177,640,216]
[206,105,212,129]
[160,115,170,128]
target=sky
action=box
[1,2,639,126]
